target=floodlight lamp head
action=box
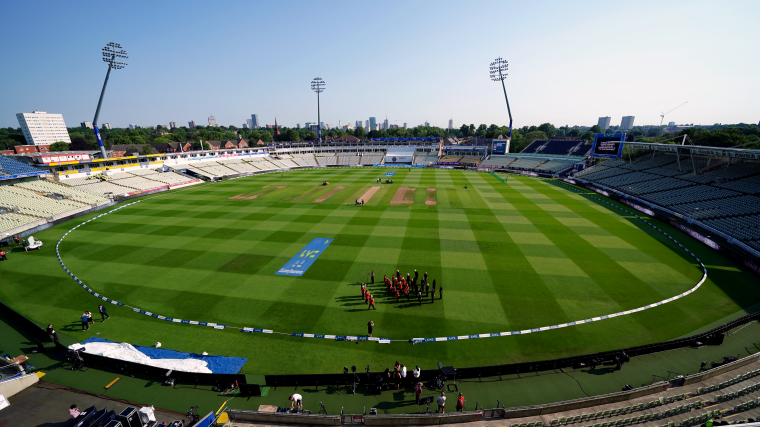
[101,42,128,70]
[311,77,326,93]
[489,57,508,82]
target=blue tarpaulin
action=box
[81,337,247,374]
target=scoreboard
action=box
[591,133,626,158]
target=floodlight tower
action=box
[489,57,513,139]
[93,42,128,159]
[311,78,326,142]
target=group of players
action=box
[361,269,442,309]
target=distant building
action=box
[129,124,136,130]
[169,122,177,129]
[597,116,611,129]
[369,117,376,130]
[101,123,111,130]
[296,123,301,129]
[382,118,389,131]
[208,116,217,127]
[448,119,453,130]
[309,124,319,133]
[424,121,430,127]
[390,124,399,129]
[251,114,259,128]
[364,120,369,131]
[80,121,93,129]
[620,116,635,130]
[403,123,407,129]
[242,124,249,129]
[668,121,675,127]
[355,120,362,129]
[188,121,195,128]
[16,110,71,145]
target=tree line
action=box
[1,121,757,154]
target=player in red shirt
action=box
[456,393,465,412]
[395,290,400,302]
[368,294,375,310]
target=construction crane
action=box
[660,101,688,126]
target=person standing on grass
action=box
[413,366,421,381]
[417,290,422,306]
[432,279,436,294]
[414,382,422,404]
[425,281,430,297]
[395,289,400,302]
[431,289,435,303]
[98,304,110,322]
[437,392,446,413]
[367,320,374,337]
[80,313,90,331]
[47,324,59,344]
[0,250,6,261]
[414,269,419,282]
[439,284,443,299]
[371,270,375,284]
[456,392,465,412]
[14,235,20,246]
[400,364,407,386]
[369,294,376,310]
[86,311,94,326]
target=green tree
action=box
[459,124,471,137]
[49,141,70,151]
[538,123,557,137]
[589,125,603,134]
[152,136,170,144]
[354,126,367,139]
[284,129,299,142]
[140,144,154,155]
[259,132,273,143]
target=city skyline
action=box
[1,1,759,130]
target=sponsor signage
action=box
[276,238,333,277]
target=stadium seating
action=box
[110,175,166,191]
[0,156,43,176]
[14,179,108,204]
[0,212,42,233]
[337,155,361,165]
[459,155,482,165]
[576,155,760,251]
[438,155,462,163]
[480,156,517,168]
[315,155,338,166]
[0,185,85,218]
[360,154,384,164]
[413,154,439,165]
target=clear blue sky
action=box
[2,0,758,130]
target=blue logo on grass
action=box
[385,171,396,177]
[276,238,334,277]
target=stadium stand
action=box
[360,154,384,164]
[576,154,760,252]
[14,179,107,204]
[291,154,318,166]
[438,155,462,163]
[315,154,338,166]
[110,175,167,191]
[413,154,439,165]
[0,156,44,176]
[480,156,517,168]
[0,212,41,233]
[337,155,361,165]
[459,155,482,165]
[73,180,132,196]
[0,185,86,218]
[139,171,195,185]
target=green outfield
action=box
[1,168,759,375]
